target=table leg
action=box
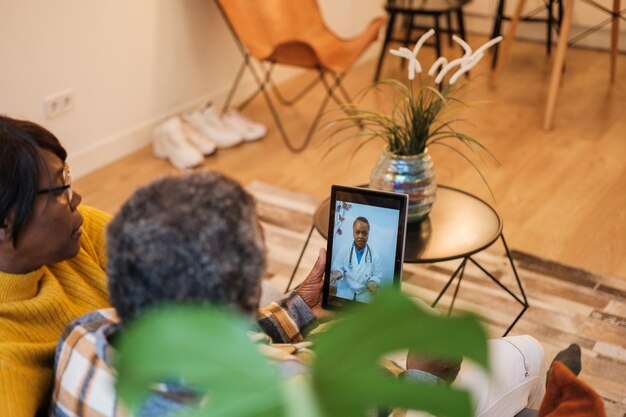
[448,259,467,315]
[431,257,467,308]
[435,234,529,336]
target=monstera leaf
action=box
[116,290,488,417]
[115,305,294,417]
[312,290,489,417]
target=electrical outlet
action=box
[43,89,74,119]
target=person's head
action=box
[0,115,83,274]
[106,172,266,323]
[352,216,370,250]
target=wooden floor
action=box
[252,181,626,416]
[75,35,626,278]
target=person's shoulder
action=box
[60,308,120,343]
[55,308,120,370]
[65,307,119,332]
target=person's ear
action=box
[0,224,11,241]
[0,213,14,242]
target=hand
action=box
[366,281,379,292]
[296,248,327,316]
[331,270,342,281]
[406,350,462,384]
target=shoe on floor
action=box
[153,117,203,170]
[222,109,267,142]
[182,121,217,156]
[183,106,242,149]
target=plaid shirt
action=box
[50,291,317,417]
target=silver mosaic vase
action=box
[369,146,437,222]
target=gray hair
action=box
[106,172,265,323]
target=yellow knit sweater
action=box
[0,205,111,417]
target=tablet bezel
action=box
[322,185,408,309]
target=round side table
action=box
[289,185,528,336]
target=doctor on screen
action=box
[331,216,383,302]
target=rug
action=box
[247,181,626,417]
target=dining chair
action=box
[492,0,623,129]
[490,0,564,67]
[374,0,472,81]
[215,0,385,153]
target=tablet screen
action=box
[323,185,408,308]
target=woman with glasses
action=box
[0,115,328,417]
[0,115,112,417]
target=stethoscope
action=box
[348,244,372,268]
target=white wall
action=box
[0,0,384,178]
[1,1,239,177]
[0,0,620,179]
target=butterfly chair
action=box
[215,0,385,153]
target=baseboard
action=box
[69,66,304,179]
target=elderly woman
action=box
[0,116,325,416]
[0,115,111,415]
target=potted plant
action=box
[327,30,502,222]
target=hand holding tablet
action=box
[322,185,409,309]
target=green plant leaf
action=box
[312,289,489,417]
[115,305,291,417]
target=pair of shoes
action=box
[153,117,216,170]
[184,105,242,149]
[222,109,267,142]
[184,104,267,147]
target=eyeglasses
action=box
[37,164,73,204]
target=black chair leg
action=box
[547,0,554,54]
[400,11,416,70]
[457,8,467,42]
[374,10,397,81]
[491,0,507,67]
[446,12,454,45]
[434,15,442,58]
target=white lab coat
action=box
[331,242,382,302]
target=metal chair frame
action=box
[217,5,359,154]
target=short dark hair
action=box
[353,216,370,229]
[0,115,67,245]
[106,172,266,323]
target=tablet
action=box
[322,185,408,308]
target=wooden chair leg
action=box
[491,0,528,86]
[544,0,575,130]
[610,0,621,82]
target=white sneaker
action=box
[182,121,217,156]
[183,106,242,149]
[153,117,203,170]
[222,110,267,142]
